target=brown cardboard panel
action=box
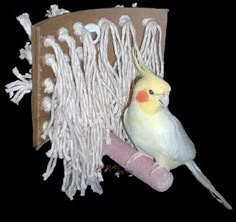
[32,8,168,150]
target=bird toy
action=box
[5,4,232,210]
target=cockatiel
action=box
[123,49,232,210]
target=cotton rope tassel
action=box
[5,68,32,105]
[5,13,32,105]
[5,5,70,105]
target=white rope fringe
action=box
[5,68,32,105]
[141,18,164,77]
[6,5,70,105]
[5,13,33,104]
[41,16,164,199]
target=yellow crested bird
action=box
[123,49,232,210]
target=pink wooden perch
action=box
[103,133,174,192]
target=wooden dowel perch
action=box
[103,133,174,192]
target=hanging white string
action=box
[60,25,103,196]
[140,18,164,77]
[119,15,140,96]
[98,18,127,143]
[43,36,85,198]
[73,24,105,179]
[118,16,140,141]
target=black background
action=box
[1,0,235,220]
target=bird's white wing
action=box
[156,110,196,162]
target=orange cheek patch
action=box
[136,90,148,103]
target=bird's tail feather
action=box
[185,160,232,210]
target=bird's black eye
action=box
[148,89,154,95]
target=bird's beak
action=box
[159,93,170,108]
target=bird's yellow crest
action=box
[132,48,171,97]
[132,48,158,80]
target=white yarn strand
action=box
[119,16,139,141]
[44,36,87,197]
[5,67,32,105]
[141,19,164,77]
[98,18,127,141]
[73,24,104,194]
